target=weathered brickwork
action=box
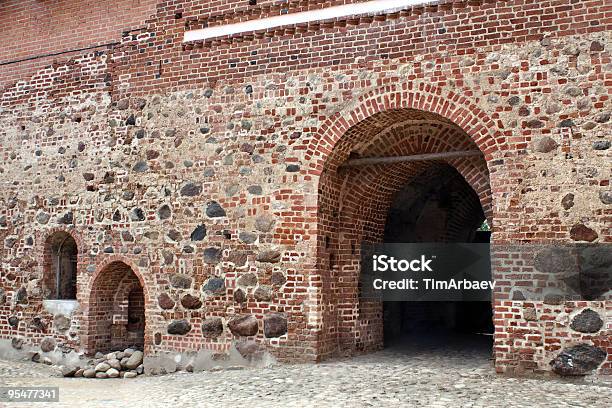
[0,0,610,376]
[0,0,159,88]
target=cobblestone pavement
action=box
[0,335,610,408]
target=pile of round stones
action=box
[61,348,144,379]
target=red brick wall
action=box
[0,0,158,89]
[113,0,611,94]
[0,0,609,376]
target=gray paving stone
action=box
[0,344,609,408]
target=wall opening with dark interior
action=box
[43,232,78,300]
[382,164,493,350]
[87,261,145,354]
[316,107,493,358]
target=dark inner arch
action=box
[382,164,493,348]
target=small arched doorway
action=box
[87,261,145,354]
[43,232,78,300]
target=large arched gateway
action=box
[313,101,497,360]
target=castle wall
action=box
[0,0,609,374]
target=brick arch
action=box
[306,81,504,174]
[310,84,501,359]
[83,257,150,354]
[111,274,145,351]
[316,160,492,358]
[363,119,493,222]
[383,163,486,243]
[88,256,150,299]
[37,227,86,252]
[112,274,140,326]
[37,227,86,269]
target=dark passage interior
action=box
[382,164,493,350]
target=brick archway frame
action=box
[306,81,505,171]
[306,82,504,359]
[82,255,152,354]
[88,256,150,297]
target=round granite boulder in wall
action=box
[561,193,574,210]
[570,309,604,333]
[255,215,275,232]
[15,286,28,304]
[203,247,222,264]
[201,317,224,338]
[233,288,247,303]
[158,293,175,310]
[30,316,47,331]
[227,250,248,267]
[180,294,202,309]
[36,211,51,225]
[237,272,258,287]
[228,315,259,337]
[271,272,287,286]
[239,232,257,244]
[169,274,192,289]
[8,316,19,328]
[206,201,226,218]
[550,344,607,375]
[180,182,202,197]
[532,136,558,153]
[158,204,172,220]
[570,224,598,242]
[254,285,272,301]
[40,337,56,352]
[235,340,265,362]
[190,224,207,241]
[256,250,281,263]
[533,247,575,274]
[523,307,537,321]
[168,320,192,335]
[202,277,225,295]
[264,313,288,338]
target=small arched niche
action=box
[43,232,78,300]
[86,261,146,353]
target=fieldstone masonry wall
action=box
[0,0,610,375]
